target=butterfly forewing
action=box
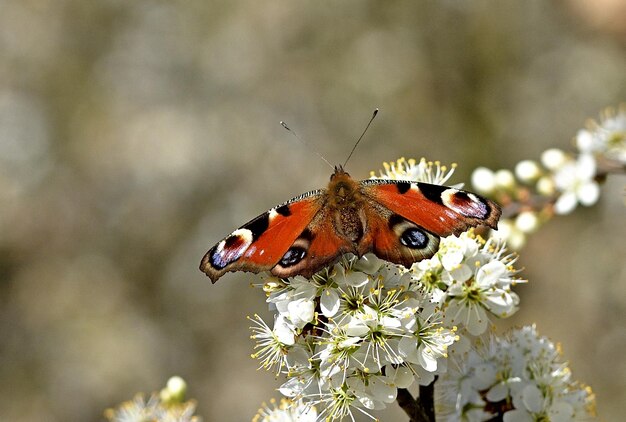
[200,190,325,283]
[359,179,501,237]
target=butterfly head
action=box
[328,165,360,207]
[331,165,350,180]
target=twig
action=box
[396,377,437,422]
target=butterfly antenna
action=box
[280,121,334,170]
[343,108,379,168]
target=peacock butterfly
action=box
[200,165,501,283]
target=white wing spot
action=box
[268,208,279,221]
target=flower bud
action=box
[541,148,567,170]
[514,160,541,183]
[161,376,187,403]
[515,211,539,234]
[494,170,515,190]
[471,167,496,194]
[536,176,555,196]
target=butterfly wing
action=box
[200,190,325,283]
[359,179,501,266]
[269,206,355,279]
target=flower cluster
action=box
[436,325,596,421]
[105,376,201,422]
[253,398,317,422]
[248,159,525,420]
[471,105,625,249]
[414,231,524,336]
[370,157,458,186]
[251,254,456,420]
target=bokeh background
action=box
[1,1,625,421]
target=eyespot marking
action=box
[275,229,313,269]
[210,228,253,269]
[279,247,307,267]
[389,214,431,250]
[400,228,429,249]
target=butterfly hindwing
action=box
[269,208,354,279]
[200,191,324,282]
[355,199,440,267]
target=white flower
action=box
[436,325,596,421]
[553,153,600,214]
[249,314,295,375]
[576,105,626,163]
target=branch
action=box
[396,377,437,422]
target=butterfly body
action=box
[200,166,500,283]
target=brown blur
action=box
[0,1,624,421]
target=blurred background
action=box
[1,1,625,421]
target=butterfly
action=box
[200,165,501,283]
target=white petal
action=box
[344,318,370,337]
[576,153,597,180]
[503,409,533,422]
[370,377,397,403]
[575,129,594,152]
[441,250,464,271]
[320,288,340,317]
[354,253,383,274]
[342,271,370,287]
[522,384,544,413]
[554,191,578,215]
[381,315,402,330]
[486,382,509,402]
[473,363,497,390]
[274,318,295,345]
[449,264,473,282]
[287,298,315,328]
[548,401,575,422]
[279,377,306,397]
[386,365,414,389]
[577,181,600,206]
[476,260,506,287]
[398,336,418,362]
[465,305,489,336]
[418,347,438,372]
[485,290,515,315]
